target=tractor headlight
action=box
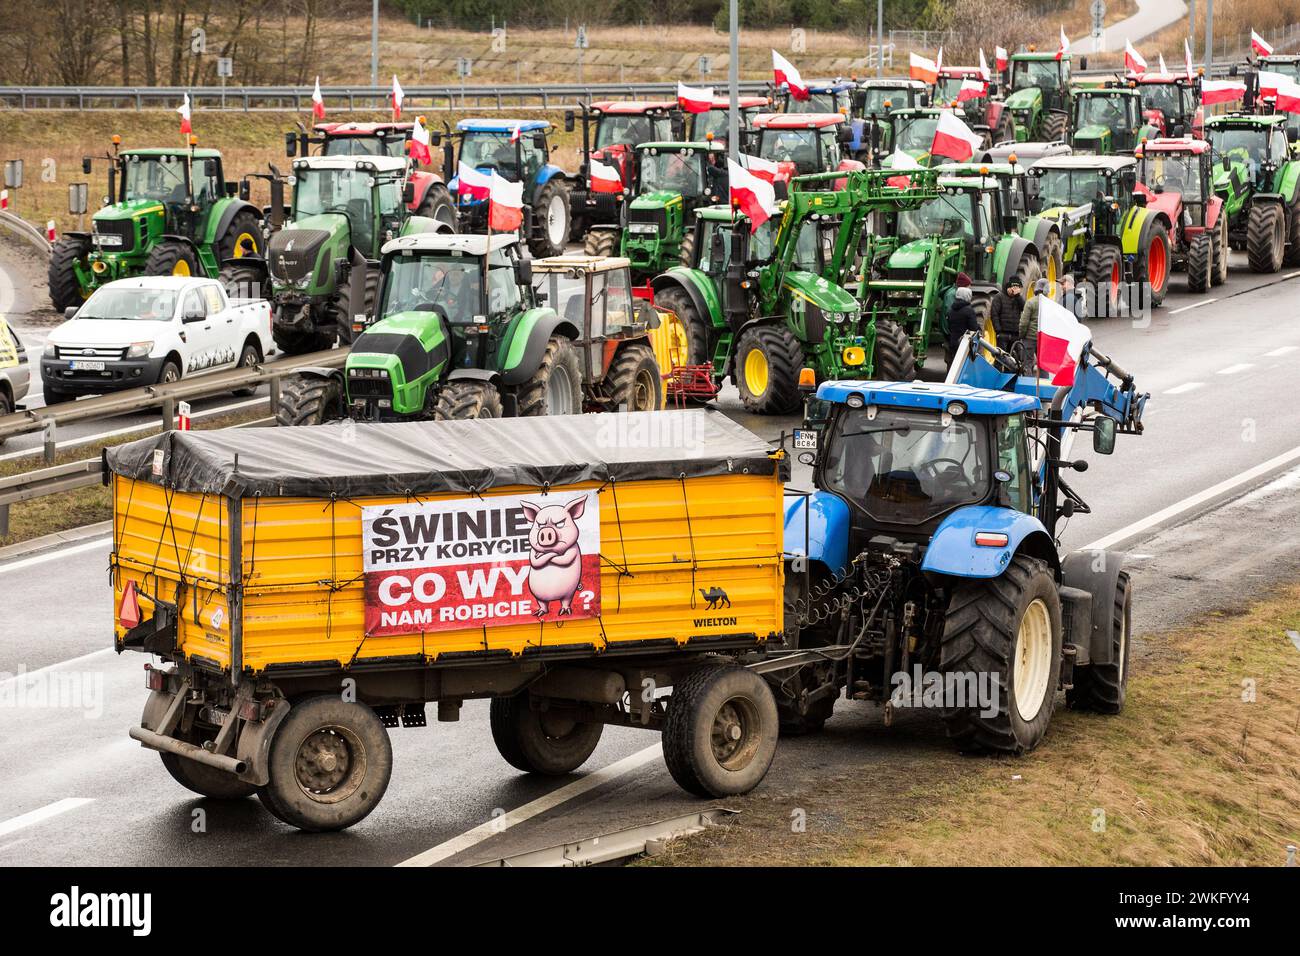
[125,341,154,359]
[628,223,658,235]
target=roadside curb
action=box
[0,520,110,564]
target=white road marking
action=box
[0,535,110,574]
[396,745,665,867]
[1168,298,1217,315]
[0,647,114,688]
[1163,381,1204,395]
[0,798,94,838]
[1216,363,1254,375]
[1264,345,1299,358]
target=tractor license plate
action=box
[70,360,105,371]
[793,429,818,450]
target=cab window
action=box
[486,249,520,316]
[181,290,205,319]
[200,284,224,314]
[603,269,633,336]
[996,414,1033,513]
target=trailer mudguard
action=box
[783,490,850,578]
[497,308,580,386]
[994,235,1035,288]
[921,505,1059,579]
[1060,548,1127,666]
[651,267,724,331]
[205,198,263,248]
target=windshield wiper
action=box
[838,424,912,439]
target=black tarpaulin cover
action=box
[105,410,785,499]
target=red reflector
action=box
[974,532,1009,547]
[145,666,166,691]
[119,580,142,630]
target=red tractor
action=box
[748,113,865,196]
[1133,137,1228,293]
[934,65,1015,144]
[285,122,457,230]
[1135,74,1203,138]
[689,95,772,149]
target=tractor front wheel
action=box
[219,260,268,301]
[582,228,618,258]
[1246,202,1285,273]
[47,235,91,313]
[1040,111,1069,143]
[145,240,200,278]
[433,379,503,420]
[654,286,712,368]
[1134,219,1171,307]
[1186,233,1213,294]
[678,230,696,267]
[415,183,457,232]
[1067,571,1132,714]
[275,373,344,426]
[604,343,662,411]
[1284,202,1300,267]
[734,324,804,416]
[516,336,583,417]
[530,180,571,258]
[1084,245,1123,317]
[1211,216,1229,286]
[1039,231,1064,296]
[872,318,917,381]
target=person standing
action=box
[947,286,980,363]
[991,278,1025,349]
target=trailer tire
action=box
[489,695,603,776]
[275,372,343,426]
[516,335,583,417]
[663,663,778,797]
[873,318,916,381]
[1067,571,1132,714]
[1186,233,1212,293]
[938,555,1063,754]
[582,228,618,257]
[603,343,662,411]
[259,696,392,832]
[48,235,90,313]
[1246,202,1284,273]
[433,379,503,420]
[159,721,258,801]
[734,324,804,415]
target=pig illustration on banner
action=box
[522,495,588,616]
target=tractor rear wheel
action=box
[734,324,804,416]
[1040,111,1069,143]
[1038,231,1064,296]
[215,209,264,262]
[1246,202,1285,273]
[530,180,571,258]
[939,555,1063,754]
[1134,219,1171,307]
[219,260,268,301]
[678,230,696,267]
[872,318,917,381]
[328,265,372,345]
[47,235,91,313]
[489,695,603,776]
[603,343,662,411]
[1284,202,1300,267]
[415,183,457,232]
[275,373,344,426]
[654,286,712,368]
[145,240,200,278]
[1067,571,1132,714]
[516,336,583,417]
[1085,245,1122,317]
[433,379,503,420]
[1186,233,1213,293]
[582,228,617,258]
[273,322,333,356]
[1211,216,1229,286]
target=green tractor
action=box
[854,78,930,159]
[650,168,942,415]
[581,141,728,277]
[49,140,264,312]
[277,236,663,425]
[1070,83,1159,154]
[1002,50,1074,143]
[881,107,981,167]
[1204,113,1300,272]
[223,155,433,355]
[1026,154,1174,308]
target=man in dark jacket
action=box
[990,278,1025,347]
[946,286,980,362]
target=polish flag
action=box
[1257,71,1289,99]
[936,47,944,73]
[996,46,1009,72]
[957,78,987,103]
[46,220,56,241]
[456,161,491,201]
[979,49,991,82]
[409,116,432,165]
[740,153,779,184]
[509,124,522,145]
[1158,54,1168,75]
[909,52,938,84]
[589,158,623,194]
[0,190,7,210]
[1276,80,1300,114]
[677,82,714,114]
[1201,79,1246,105]
[177,94,192,135]
[488,171,524,232]
[773,50,809,101]
[885,149,920,187]
[1251,30,1273,57]
[930,110,983,162]
[1184,38,1195,81]
[727,158,776,233]
[1056,27,1070,62]
[312,77,326,119]
[1036,295,1091,386]
[391,75,405,118]
[1125,40,1147,76]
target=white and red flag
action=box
[1125,40,1147,76]
[936,46,944,73]
[1251,30,1274,57]
[312,77,326,119]
[1276,80,1300,114]
[409,116,432,165]
[589,158,623,194]
[930,110,984,162]
[1158,53,1168,75]
[177,94,192,135]
[1184,38,1195,81]
[391,74,405,118]
[772,50,809,100]
[488,171,524,232]
[1036,295,1091,386]
[1056,27,1070,61]
[677,82,714,114]
[995,46,1009,72]
[1201,79,1246,105]
[456,161,491,201]
[727,158,776,233]
[740,153,779,184]
[957,78,987,103]
[1257,71,1289,99]
[885,149,920,187]
[909,52,938,84]
[508,124,523,145]
[979,49,991,82]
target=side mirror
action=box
[1093,415,1117,455]
[671,115,686,140]
[515,256,533,286]
[1120,168,1136,193]
[285,132,297,158]
[428,131,442,146]
[1229,65,1239,77]
[82,157,92,175]
[532,133,547,150]
[564,110,576,133]
[239,179,251,201]
[1079,56,1089,71]
[224,180,237,197]
[64,306,79,320]
[402,182,415,204]
[204,159,219,178]
[1132,192,1147,206]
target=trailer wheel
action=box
[1246,202,1284,273]
[663,664,779,798]
[873,318,916,381]
[939,555,1063,755]
[1067,571,1132,714]
[489,695,603,776]
[275,372,344,426]
[735,324,804,415]
[582,228,618,258]
[516,336,583,417]
[159,720,257,800]
[1211,216,1229,286]
[603,343,662,411]
[258,696,392,832]
[433,379,503,420]
[1186,233,1212,294]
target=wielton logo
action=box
[50,886,151,936]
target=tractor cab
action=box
[616,141,727,276]
[287,155,408,260]
[689,96,770,148]
[1259,54,1300,84]
[1205,113,1290,186]
[1005,51,1073,141]
[750,113,859,187]
[854,79,931,158]
[1070,84,1149,154]
[883,108,973,165]
[1135,138,1212,207]
[1027,155,1135,218]
[566,101,680,232]
[1136,75,1201,137]
[780,81,855,115]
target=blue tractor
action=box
[775,333,1147,752]
[446,119,573,257]
[777,79,874,161]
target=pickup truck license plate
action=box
[70,360,105,371]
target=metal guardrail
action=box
[0,209,52,254]
[0,458,103,536]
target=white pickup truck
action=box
[41,276,274,405]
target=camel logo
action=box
[699,586,730,610]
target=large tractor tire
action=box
[734,324,804,416]
[1133,218,1171,307]
[489,694,603,776]
[1067,571,1132,714]
[662,663,779,797]
[215,209,264,262]
[329,265,377,345]
[273,323,333,356]
[1040,111,1069,143]
[1186,233,1213,293]
[582,228,618,257]
[1246,202,1285,273]
[1038,231,1064,295]
[603,343,662,411]
[1085,244,1123,317]
[1283,202,1300,267]
[218,260,268,301]
[678,230,696,267]
[516,335,583,416]
[872,318,917,381]
[433,380,503,420]
[145,240,201,278]
[993,109,1016,145]
[938,554,1063,754]
[654,286,712,368]
[1211,216,1229,286]
[530,179,571,258]
[275,373,344,426]
[415,183,457,232]
[47,235,91,313]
